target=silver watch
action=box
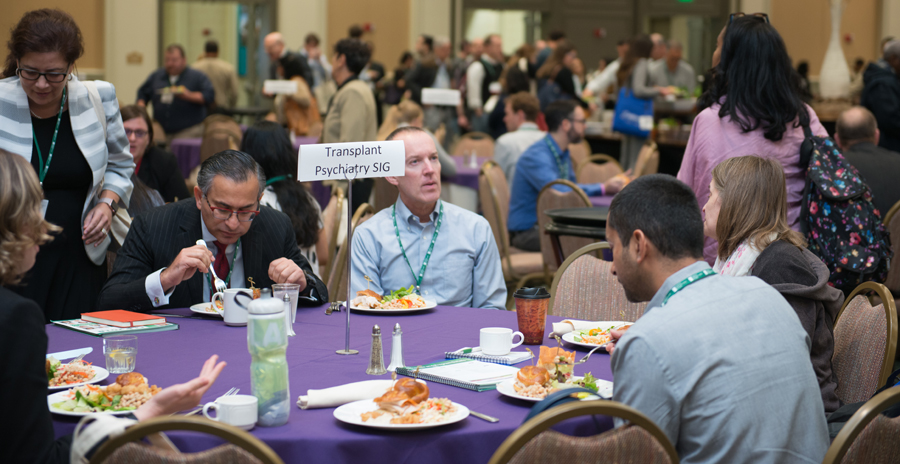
[99,197,118,214]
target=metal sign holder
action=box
[335,171,358,355]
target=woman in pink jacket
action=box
[678,14,827,263]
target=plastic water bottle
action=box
[247,289,290,426]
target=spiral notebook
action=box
[395,358,520,392]
[444,349,533,365]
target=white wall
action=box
[279,0,327,49]
[884,0,900,44]
[409,0,451,49]
[465,9,528,55]
[104,0,158,105]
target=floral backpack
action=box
[800,125,892,293]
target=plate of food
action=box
[561,322,632,349]
[333,378,469,430]
[47,357,109,390]
[496,346,613,402]
[350,286,437,313]
[190,302,222,317]
[48,372,162,416]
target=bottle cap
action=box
[513,287,550,300]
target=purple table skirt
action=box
[444,156,490,191]
[590,195,613,208]
[170,136,320,180]
[49,306,613,464]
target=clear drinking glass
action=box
[103,335,138,374]
[272,283,301,323]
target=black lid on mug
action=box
[514,287,550,299]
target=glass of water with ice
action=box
[103,335,138,374]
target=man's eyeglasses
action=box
[204,197,259,222]
[16,68,69,83]
[730,12,769,24]
[125,129,149,138]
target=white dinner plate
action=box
[190,303,222,317]
[48,366,109,391]
[350,299,438,314]
[333,398,469,430]
[47,389,135,416]
[561,321,630,349]
[496,377,614,402]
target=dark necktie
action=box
[213,241,230,288]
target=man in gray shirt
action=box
[649,40,696,95]
[604,175,829,464]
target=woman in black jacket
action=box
[120,105,189,203]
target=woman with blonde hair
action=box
[377,100,456,176]
[703,155,842,413]
[0,149,226,463]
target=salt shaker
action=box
[387,323,405,372]
[366,325,387,375]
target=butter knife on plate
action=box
[47,347,92,360]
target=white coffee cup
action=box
[203,394,258,430]
[480,327,525,356]
[211,288,253,326]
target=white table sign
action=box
[297,141,406,182]
[263,79,299,95]
[421,88,461,106]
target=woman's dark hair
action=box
[3,9,84,78]
[120,105,154,143]
[698,17,809,142]
[536,40,576,79]
[502,65,530,94]
[797,61,809,78]
[399,51,414,65]
[616,34,653,87]
[240,122,319,248]
[128,174,165,217]
[334,38,371,75]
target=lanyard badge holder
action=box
[34,87,68,217]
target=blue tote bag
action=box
[611,87,654,138]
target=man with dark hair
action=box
[348,24,364,39]
[835,106,900,215]
[466,34,504,131]
[507,100,628,251]
[263,32,313,89]
[99,150,327,312]
[861,40,900,152]
[535,30,566,69]
[604,174,830,463]
[415,34,434,59]
[300,33,332,91]
[193,39,240,110]
[137,43,215,141]
[351,127,505,310]
[494,92,545,184]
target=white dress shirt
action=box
[585,59,621,97]
[465,56,499,111]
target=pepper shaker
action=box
[366,325,387,375]
[387,323,405,372]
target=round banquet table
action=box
[48,305,614,464]
[170,136,320,179]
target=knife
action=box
[47,347,92,360]
[469,410,499,423]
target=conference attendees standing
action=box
[300,33,333,91]
[466,34,504,132]
[351,127,506,310]
[0,9,134,321]
[536,40,589,109]
[494,92,546,184]
[192,40,240,111]
[322,38,378,212]
[121,105,189,203]
[376,101,456,177]
[860,40,900,153]
[99,151,327,312]
[648,40,696,95]
[264,32,313,88]
[835,106,900,216]
[605,175,830,464]
[677,16,827,263]
[583,39,629,103]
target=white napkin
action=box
[550,319,625,337]
[297,380,394,409]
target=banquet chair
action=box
[549,242,648,321]
[576,154,623,184]
[187,115,243,190]
[567,140,592,170]
[90,416,283,464]
[822,385,900,464]
[878,199,900,360]
[320,186,345,281]
[453,131,495,158]
[373,177,399,213]
[488,400,678,464]
[478,161,544,306]
[633,140,659,178]
[327,203,375,300]
[537,180,593,280]
[152,120,167,148]
[832,282,898,405]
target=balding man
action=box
[263,32,313,91]
[861,40,900,153]
[649,33,668,63]
[649,40,696,94]
[835,106,900,215]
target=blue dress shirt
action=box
[351,198,507,310]
[508,136,604,232]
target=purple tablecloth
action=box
[170,136,320,180]
[444,156,490,191]
[590,195,613,207]
[48,306,613,464]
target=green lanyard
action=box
[265,174,292,185]
[661,268,716,307]
[544,136,571,181]
[206,240,241,300]
[391,202,443,288]
[32,87,68,185]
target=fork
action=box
[70,353,88,364]
[574,345,604,365]
[196,240,226,294]
[184,387,239,416]
[325,301,343,315]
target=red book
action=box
[81,310,166,328]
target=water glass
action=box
[272,283,301,323]
[103,335,138,374]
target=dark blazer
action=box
[136,67,215,134]
[842,141,900,216]
[137,146,190,203]
[1,287,70,463]
[861,63,900,153]
[98,199,328,312]
[269,51,313,88]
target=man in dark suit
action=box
[99,151,327,312]
[835,106,900,216]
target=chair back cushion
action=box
[103,442,263,464]
[507,427,672,464]
[454,135,495,158]
[881,209,900,293]
[200,115,242,163]
[373,177,398,213]
[330,210,374,299]
[537,185,592,275]
[553,254,647,321]
[841,415,900,464]
[567,141,590,170]
[833,295,889,404]
[479,164,511,253]
[634,143,659,177]
[577,161,622,184]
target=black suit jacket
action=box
[137,146,190,203]
[98,199,328,312]
[842,141,900,216]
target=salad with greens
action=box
[51,384,136,413]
